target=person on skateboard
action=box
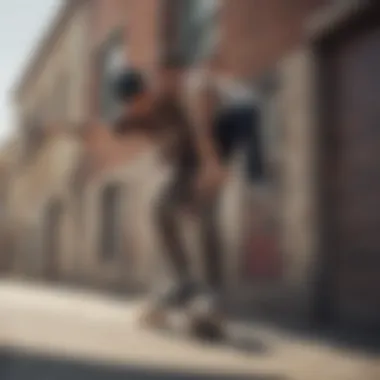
[112,54,261,339]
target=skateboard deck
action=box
[139,299,226,343]
[139,301,263,354]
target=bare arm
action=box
[184,74,221,165]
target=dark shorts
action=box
[165,105,259,205]
[213,106,256,162]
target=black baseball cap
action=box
[113,68,146,101]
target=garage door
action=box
[322,20,380,326]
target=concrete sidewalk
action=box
[0,280,378,380]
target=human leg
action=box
[197,106,255,301]
[153,177,200,308]
[199,194,224,294]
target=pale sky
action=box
[0,0,62,143]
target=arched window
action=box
[247,71,280,183]
[21,115,45,163]
[99,184,123,262]
[99,31,126,122]
[44,200,63,280]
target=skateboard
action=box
[139,294,226,343]
[140,296,264,354]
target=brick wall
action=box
[86,0,164,178]
[220,0,327,78]
[88,0,163,112]
[81,0,331,292]
[7,0,344,297]
[218,0,326,286]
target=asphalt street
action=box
[0,280,378,380]
[0,348,281,380]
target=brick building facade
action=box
[4,0,380,328]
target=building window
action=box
[100,184,123,262]
[51,72,70,123]
[44,200,63,280]
[99,32,125,122]
[177,0,221,64]
[247,72,280,183]
[21,115,45,163]
[246,107,265,182]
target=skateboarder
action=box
[112,60,203,312]
[112,55,261,338]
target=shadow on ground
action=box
[234,311,380,356]
[149,325,270,356]
[0,348,282,380]
[294,323,380,355]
